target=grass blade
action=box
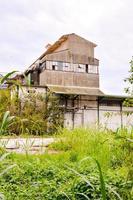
[94,159,106,200]
[0,164,17,177]
[77,192,90,200]
[60,192,71,200]
[0,71,18,84]
[65,165,94,189]
[79,156,106,200]
[0,153,10,162]
[107,185,122,200]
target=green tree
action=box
[124,57,133,106]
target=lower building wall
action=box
[64,112,73,129]
[64,106,133,130]
[18,87,133,130]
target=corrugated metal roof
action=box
[47,85,104,96]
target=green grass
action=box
[0,127,132,199]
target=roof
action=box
[25,33,97,73]
[98,94,131,101]
[44,33,97,56]
[20,85,132,102]
[47,85,104,96]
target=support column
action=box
[97,98,100,126]
[120,101,123,128]
[72,97,75,129]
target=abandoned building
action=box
[20,33,132,129]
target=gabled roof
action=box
[43,33,97,56]
[25,33,97,73]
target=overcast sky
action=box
[0,0,133,94]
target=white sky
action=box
[0,0,133,94]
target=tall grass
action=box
[52,128,112,169]
[50,127,133,199]
[51,127,133,175]
[0,128,132,199]
[0,111,15,135]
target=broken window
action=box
[52,65,55,70]
[86,64,88,73]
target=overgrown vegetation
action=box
[0,71,64,135]
[0,89,64,135]
[0,69,132,199]
[0,128,132,199]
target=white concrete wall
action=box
[122,106,133,127]
[64,112,73,129]
[74,110,83,128]
[18,86,47,99]
[83,109,97,127]
[17,87,133,130]
[64,106,133,130]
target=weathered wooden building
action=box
[22,33,132,129]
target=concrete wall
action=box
[18,87,133,130]
[43,50,71,63]
[53,34,95,58]
[43,51,99,66]
[99,106,121,129]
[40,70,99,87]
[41,34,98,66]
[64,112,73,129]
[99,105,133,129]
[68,34,95,57]
[18,86,46,99]
[54,40,69,52]
[64,107,133,130]
[64,96,133,129]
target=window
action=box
[57,61,63,70]
[63,62,69,68]
[52,65,55,70]
[40,62,46,71]
[100,101,120,107]
[86,64,88,73]
[88,65,98,74]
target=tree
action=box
[124,57,133,107]
[0,71,18,85]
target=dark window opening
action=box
[100,100,120,107]
[52,65,55,70]
[86,64,88,73]
[40,62,46,72]
[30,70,39,85]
